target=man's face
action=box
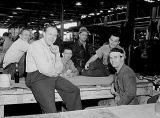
[109,52,124,69]
[3,36,9,41]
[20,30,31,42]
[109,35,120,48]
[44,27,58,46]
[63,49,72,61]
[79,31,88,42]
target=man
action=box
[3,29,30,79]
[71,27,91,74]
[2,32,13,53]
[26,26,82,113]
[60,47,79,78]
[110,47,138,105]
[85,29,121,75]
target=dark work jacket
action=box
[71,40,91,72]
[114,64,138,105]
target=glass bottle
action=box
[155,95,160,117]
[14,63,19,83]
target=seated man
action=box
[110,47,138,105]
[26,26,82,113]
[3,29,31,79]
[60,47,79,78]
[2,32,13,53]
[85,27,121,76]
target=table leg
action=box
[0,105,4,118]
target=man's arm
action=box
[54,52,63,74]
[117,72,137,105]
[85,54,98,70]
[69,60,79,76]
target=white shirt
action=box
[3,38,29,68]
[26,38,63,77]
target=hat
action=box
[78,27,89,34]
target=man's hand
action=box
[50,45,59,54]
[110,83,117,95]
[85,62,89,70]
[60,72,73,78]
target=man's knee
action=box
[73,86,80,95]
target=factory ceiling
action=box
[0,0,159,29]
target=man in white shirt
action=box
[3,29,30,79]
[2,32,13,53]
[26,26,82,113]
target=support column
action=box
[60,0,64,41]
[122,0,136,66]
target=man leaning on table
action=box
[3,29,31,79]
[110,47,138,105]
[84,27,121,76]
[25,25,82,113]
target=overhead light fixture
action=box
[42,17,46,19]
[9,16,13,18]
[50,14,54,16]
[100,10,103,13]
[144,0,155,2]
[81,15,87,19]
[16,7,22,10]
[96,12,100,15]
[75,2,82,6]
[12,12,17,15]
[108,10,112,13]
[89,13,95,16]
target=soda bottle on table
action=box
[14,63,19,83]
[155,95,160,116]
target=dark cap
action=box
[3,32,10,37]
[78,27,89,34]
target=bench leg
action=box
[0,105,4,118]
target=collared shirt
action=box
[96,44,122,65]
[3,38,29,68]
[114,64,137,105]
[26,38,63,77]
[61,58,78,75]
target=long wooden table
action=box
[0,75,154,117]
[5,103,159,118]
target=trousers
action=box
[3,53,26,79]
[25,71,82,113]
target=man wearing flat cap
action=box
[71,27,91,74]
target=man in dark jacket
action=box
[110,47,138,105]
[71,27,91,74]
